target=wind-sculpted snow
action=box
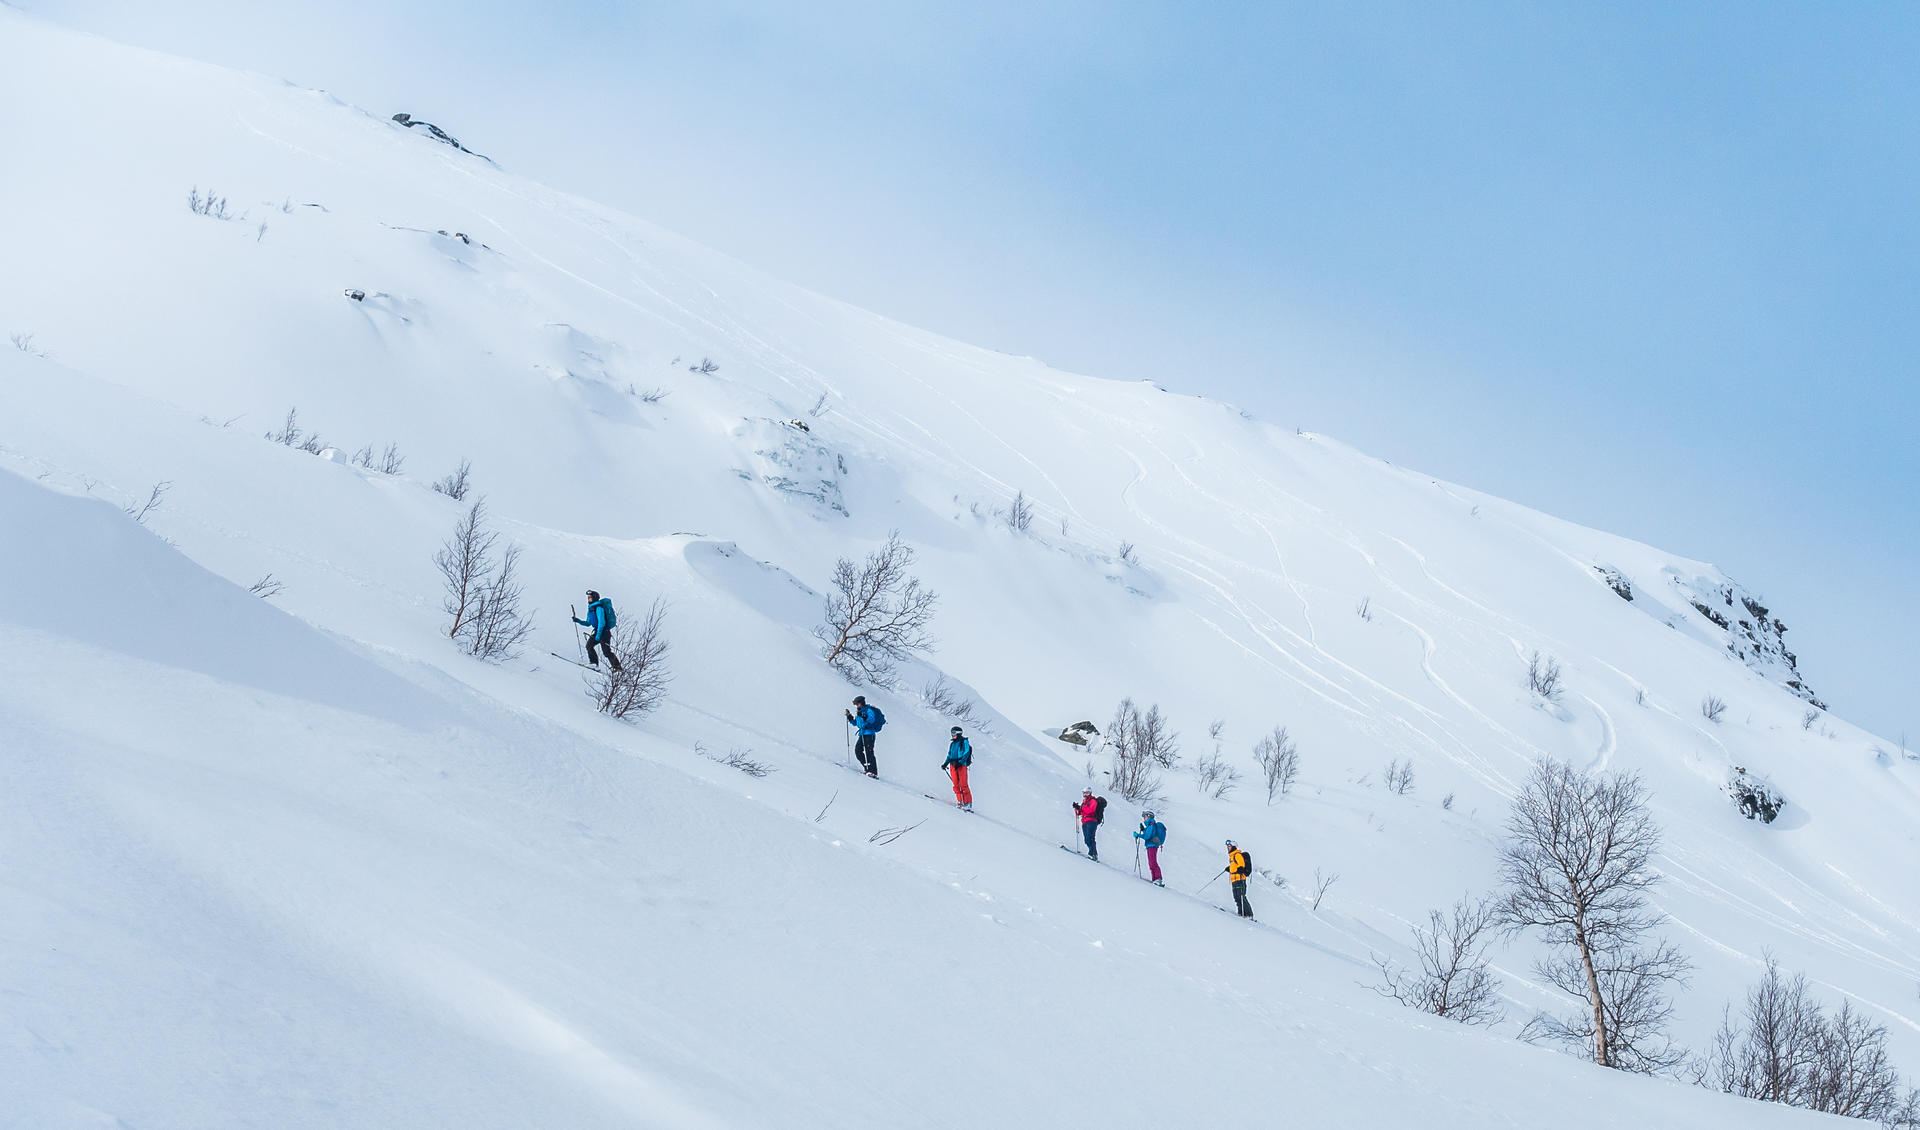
[1,8,1917,1127]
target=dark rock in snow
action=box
[391,113,490,161]
[1057,720,1100,746]
[1726,766,1785,824]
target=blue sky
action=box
[26,0,1919,741]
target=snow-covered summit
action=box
[2,9,1916,1128]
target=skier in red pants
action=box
[942,726,973,810]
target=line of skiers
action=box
[572,594,1254,917]
[839,691,1257,915]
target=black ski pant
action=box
[854,732,877,775]
[586,631,621,670]
[1232,878,1253,918]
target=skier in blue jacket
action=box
[571,590,622,670]
[1134,810,1167,885]
[845,695,883,777]
[941,726,973,809]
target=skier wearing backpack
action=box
[570,590,622,670]
[1071,788,1105,860]
[1226,840,1254,918]
[941,726,973,810]
[845,696,884,777]
[1134,810,1166,885]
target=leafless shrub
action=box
[586,599,673,718]
[694,740,773,778]
[297,432,327,455]
[1005,490,1035,533]
[1696,957,1920,1125]
[1117,541,1138,566]
[265,408,304,446]
[815,531,939,684]
[1383,758,1415,796]
[247,574,284,599]
[432,458,473,501]
[689,357,719,375]
[635,386,670,403]
[919,674,991,733]
[814,791,837,822]
[807,391,831,418]
[1527,651,1563,700]
[1373,895,1505,1026]
[255,221,268,243]
[1356,596,1373,621]
[1795,708,1822,731]
[1311,868,1339,911]
[463,542,534,661]
[433,497,533,660]
[1253,725,1300,803]
[1192,751,1242,800]
[350,444,376,468]
[1702,695,1728,724]
[9,331,42,355]
[1105,697,1180,803]
[1636,687,1649,706]
[868,820,924,847]
[376,442,405,474]
[1060,516,1071,538]
[187,186,231,219]
[1442,792,1456,811]
[1498,759,1691,1073]
[126,481,170,525]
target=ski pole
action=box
[570,604,586,661]
[1133,837,1142,877]
[1197,867,1228,894]
[844,717,851,769]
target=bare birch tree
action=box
[435,498,495,643]
[815,531,938,684]
[1696,957,1920,1125]
[1253,725,1300,803]
[1498,758,1691,1073]
[433,497,532,660]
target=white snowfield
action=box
[1,10,1915,1129]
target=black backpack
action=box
[1093,796,1108,825]
[1235,848,1253,873]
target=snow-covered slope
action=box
[3,10,1917,1127]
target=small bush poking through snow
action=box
[586,599,672,719]
[695,740,772,778]
[433,459,473,501]
[1702,695,1728,724]
[1527,651,1563,701]
[247,574,284,599]
[1373,895,1505,1026]
[1383,758,1415,796]
[125,481,170,526]
[1004,490,1034,533]
[186,185,231,219]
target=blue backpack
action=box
[867,706,886,731]
[598,598,616,629]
